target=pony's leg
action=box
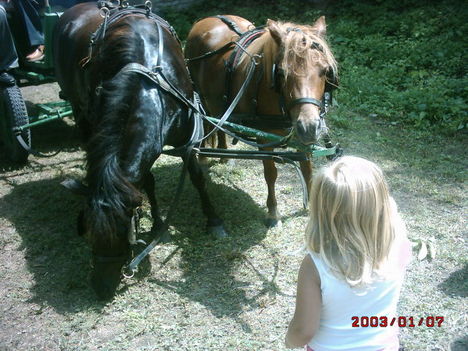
[143,171,170,242]
[70,104,91,142]
[198,139,209,165]
[217,131,227,149]
[299,157,313,199]
[198,122,212,165]
[185,154,228,238]
[261,150,281,227]
[216,131,229,164]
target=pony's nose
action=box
[295,117,319,145]
[91,268,121,300]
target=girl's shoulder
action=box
[301,253,322,287]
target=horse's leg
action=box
[198,122,212,166]
[70,104,90,142]
[185,154,228,238]
[299,157,313,201]
[217,131,227,149]
[142,171,170,242]
[216,131,229,164]
[261,149,281,227]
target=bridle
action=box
[272,58,327,136]
[270,27,338,133]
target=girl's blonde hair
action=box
[306,156,401,287]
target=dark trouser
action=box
[0,5,19,71]
[11,0,44,48]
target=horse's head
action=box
[63,173,141,300]
[267,17,338,145]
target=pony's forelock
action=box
[270,21,338,82]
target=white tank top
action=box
[308,237,411,351]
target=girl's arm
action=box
[285,254,322,348]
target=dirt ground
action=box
[0,83,466,351]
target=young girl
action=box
[285,156,411,351]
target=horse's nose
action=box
[91,268,121,300]
[295,117,319,145]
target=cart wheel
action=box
[0,85,30,164]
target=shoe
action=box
[26,45,45,62]
[0,71,16,87]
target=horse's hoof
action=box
[264,217,282,228]
[208,225,228,239]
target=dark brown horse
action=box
[53,2,227,299]
[185,15,338,227]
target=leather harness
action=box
[199,15,336,130]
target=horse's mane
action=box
[279,21,337,80]
[84,18,146,243]
[244,20,338,83]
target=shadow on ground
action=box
[0,177,99,312]
[149,160,278,330]
[438,264,468,298]
[451,335,468,351]
[1,157,273,319]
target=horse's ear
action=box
[267,19,284,45]
[312,16,327,37]
[61,178,89,196]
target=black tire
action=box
[0,85,30,164]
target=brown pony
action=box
[185,15,338,227]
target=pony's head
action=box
[63,169,142,300]
[267,16,337,145]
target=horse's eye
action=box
[311,42,323,52]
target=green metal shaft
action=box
[204,116,336,157]
[19,110,73,130]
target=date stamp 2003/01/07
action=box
[351,316,444,328]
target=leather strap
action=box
[287,97,323,111]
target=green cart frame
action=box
[0,5,70,164]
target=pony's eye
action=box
[311,42,324,52]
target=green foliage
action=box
[163,0,467,134]
[329,0,467,133]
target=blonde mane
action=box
[269,21,338,83]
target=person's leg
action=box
[11,0,44,48]
[0,5,19,70]
[0,5,18,85]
